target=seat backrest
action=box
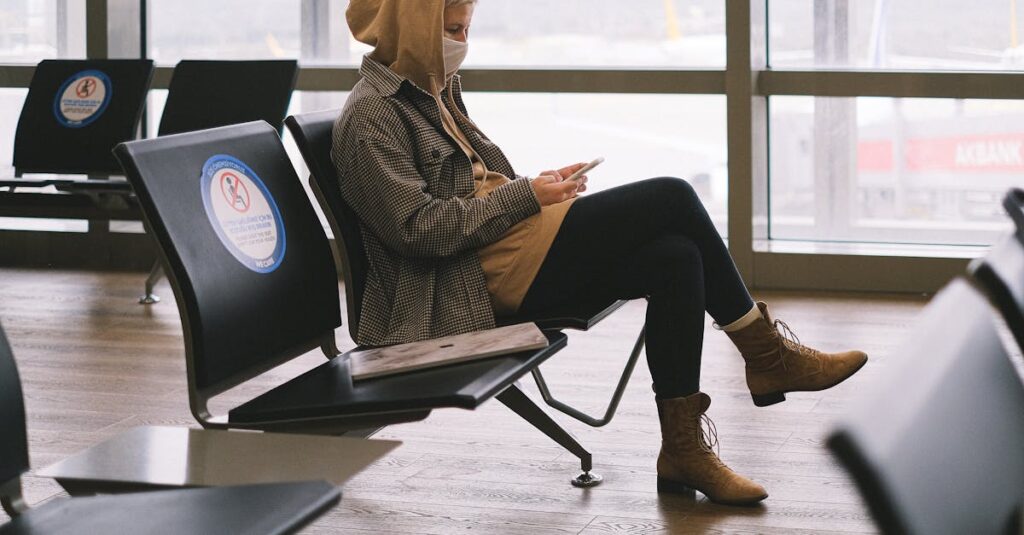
[113,121,341,417]
[0,322,30,489]
[158,60,298,137]
[13,59,154,175]
[285,111,367,342]
[968,235,1024,352]
[1006,187,1024,243]
[967,188,1024,351]
[827,278,1024,535]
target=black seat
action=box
[113,121,600,486]
[285,110,644,428]
[0,321,341,535]
[158,60,298,137]
[139,59,300,304]
[0,59,153,220]
[968,188,1024,352]
[826,278,1024,535]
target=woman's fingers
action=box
[557,162,586,179]
[575,175,588,193]
[530,173,580,205]
[540,170,562,181]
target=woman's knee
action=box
[647,176,702,209]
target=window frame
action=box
[1,0,1004,291]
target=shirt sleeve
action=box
[335,135,540,259]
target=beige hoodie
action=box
[346,0,576,315]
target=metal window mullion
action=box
[760,69,1024,99]
[85,0,108,59]
[726,0,768,281]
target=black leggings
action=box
[520,177,755,399]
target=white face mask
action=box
[443,37,468,78]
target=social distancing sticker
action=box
[200,155,286,273]
[53,70,112,128]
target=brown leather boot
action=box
[656,392,768,506]
[724,302,868,407]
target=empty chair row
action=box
[827,187,1024,535]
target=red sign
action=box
[859,133,1024,173]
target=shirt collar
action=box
[359,55,463,98]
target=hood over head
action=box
[346,0,446,95]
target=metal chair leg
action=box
[531,327,646,427]
[0,479,27,516]
[138,262,164,304]
[496,382,602,488]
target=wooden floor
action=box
[0,268,936,534]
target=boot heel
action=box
[657,476,696,495]
[751,391,786,407]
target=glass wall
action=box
[1,0,1018,286]
[466,92,727,233]
[769,0,1024,71]
[148,1,301,62]
[0,0,85,63]
[770,96,1017,246]
[147,0,726,67]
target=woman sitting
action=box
[332,0,867,506]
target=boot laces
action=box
[772,319,820,370]
[696,414,720,457]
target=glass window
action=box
[148,1,725,67]
[148,0,301,63]
[295,0,726,67]
[465,1,725,68]
[0,89,24,176]
[0,0,86,63]
[770,0,1024,71]
[464,92,728,234]
[770,96,1016,246]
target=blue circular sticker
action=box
[52,70,112,128]
[200,155,287,273]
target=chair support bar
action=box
[496,383,602,488]
[531,327,646,428]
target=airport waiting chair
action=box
[967,188,1024,352]
[286,110,645,429]
[0,322,341,535]
[114,121,602,487]
[826,278,1024,535]
[0,59,153,220]
[139,59,299,304]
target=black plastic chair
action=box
[0,321,341,535]
[157,60,298,137]
[139,59,300,304]
[285,110,645,429]
[826,278,1024,535]
[114,121,601,487]
[967,188,1024,352]
[0,59,153,220]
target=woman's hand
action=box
[529,163,590,206]
[530,172,579,206]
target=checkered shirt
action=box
[331,56,541,345]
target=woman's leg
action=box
[518,177,768,505]
[531,234,708,397]
[520,177,753,398]
[522,177,753,326]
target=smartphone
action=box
[566,157,604,182]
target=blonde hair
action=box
[445,0,476,6]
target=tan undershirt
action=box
[437,92,575,315]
